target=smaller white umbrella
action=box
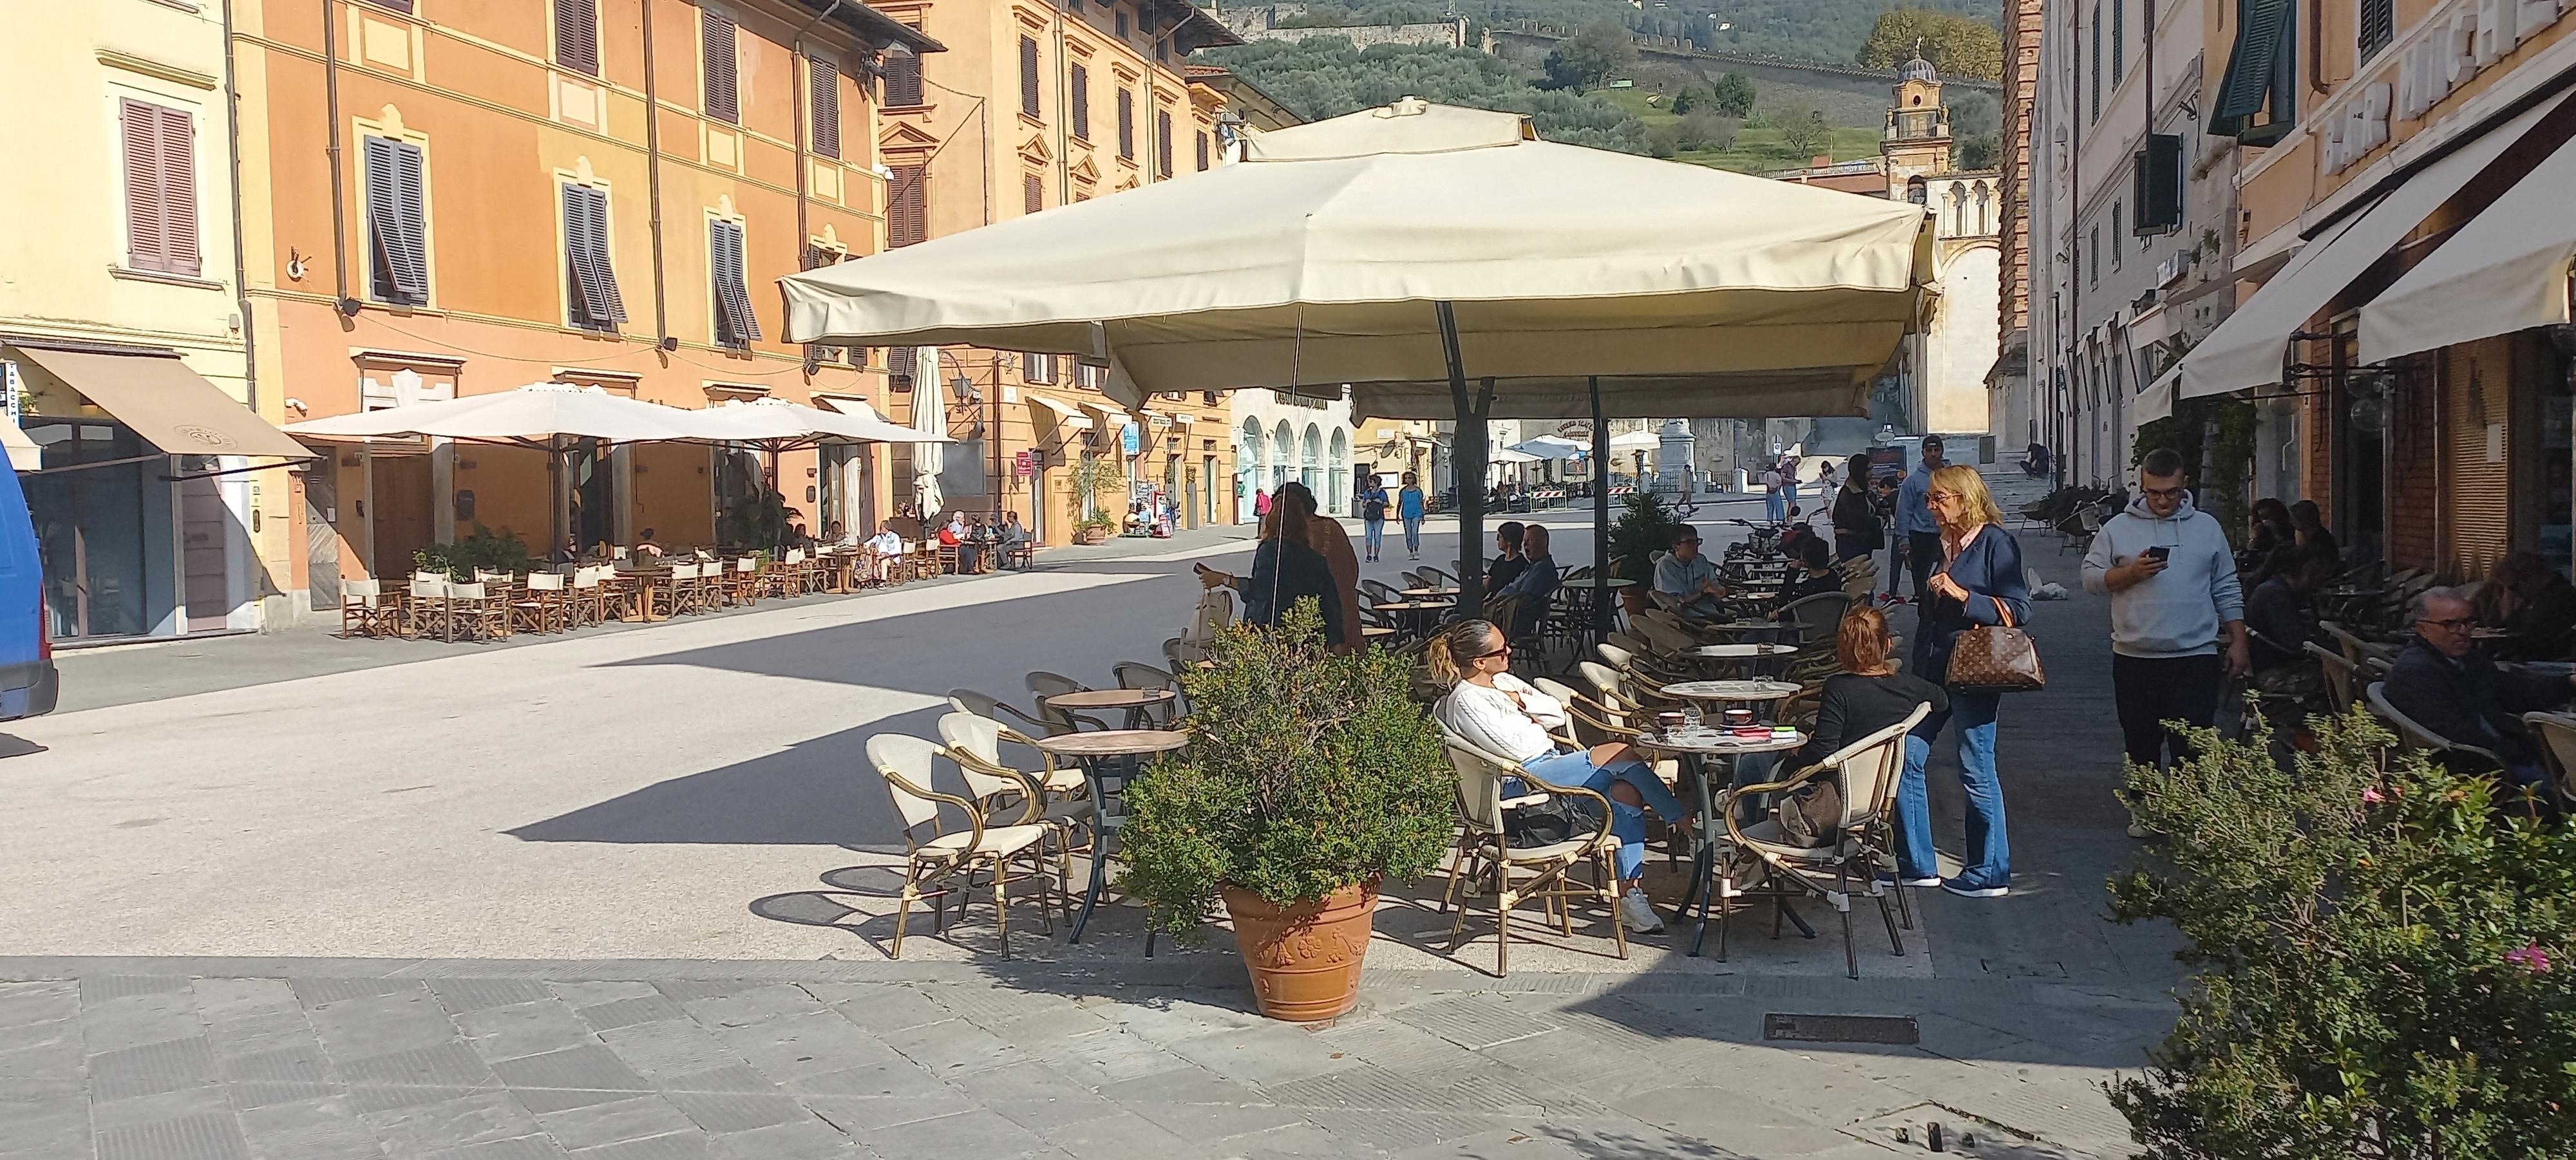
[283,382,703,442]
[911,358,946,516]
[1509,435,1586,461]
[688,398,952,448]
[1609,429,1662,451]
[1490,446,1542,464]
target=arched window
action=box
[1273,420,1294,491]
[1327,428,1350,515]
[1945,184,1965,236]
[1976,183,1995,234]
[1906,176,1927,205]
[1300,424,1322,495]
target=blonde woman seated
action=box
[1431,618,1685,936]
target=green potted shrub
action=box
[1604,489,1680,613]
[1120,601,1455,1021]
[1068,456,1126,545]
[2110,707,2576,1155]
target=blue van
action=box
[0,444,56,719]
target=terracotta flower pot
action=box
[1075,527,1110,545]
[1222,881,1377,1022]
[1618,586,1651,615]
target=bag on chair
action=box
[1946,596,2046,692]
[1773,780,1844,848]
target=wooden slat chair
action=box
[1721,702,1931,975]
[446,581,511,642]
[406,575,450,640]
[339,578,398,638]
[511,572,569,635]
[1437,724,1627,976]
[567,567,608,628]
[865,734,1054,959]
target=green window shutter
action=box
[2213,0,2294,139]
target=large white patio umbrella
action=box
[1509,435,1587,461]
[782,99,1933,611]
[687,397,952,449]
[1609,429,1662,451]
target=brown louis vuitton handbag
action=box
[1946,595,2045,692]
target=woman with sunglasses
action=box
[1904,465,2029,898]
[1430,619,1684,935]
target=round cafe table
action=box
[1689,641,1799,677]
[1557,577,1636,643]
[1659,679,1801,704]
[1043,687,1179,730]
[1374,599,1452,635]
[1398,587,1459,599]
[1033,728,1192,947]
[1631,725,1811,958]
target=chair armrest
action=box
[883,771,992,853]
[1719,760,1833,848]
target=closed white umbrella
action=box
[782,99,1933,609]
[909,350,945,516]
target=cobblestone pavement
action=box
[0,957,2160,1160]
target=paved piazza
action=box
[1,498,2183,1160]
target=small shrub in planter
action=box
[1120,600,1455,1020]
[2110,706,2576,1158]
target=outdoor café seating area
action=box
[336,538,1024,642]
[855,530,1920,978]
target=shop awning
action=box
[0,418,39,471]
[1025,393,1092,430]
[2176,93,2568,404]
[2360,127,2576,363]
[2134,364,2181,427]
[16,346,312,460]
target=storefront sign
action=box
[1014,449,1033,476]
[1120,422,1141,456]
[2392,0,2568,129]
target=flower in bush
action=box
[2505,942,2553,975]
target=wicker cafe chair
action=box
[865,734,1055,959]
[2523,712,2576,807]
[1437,724,1627,976]
[1720,702,1930,977]
[947,688,1065,739]
[1777,592,1852,651]
[937,711,1085,911]
[1110,660,1184,724]
[1025,671,1110,733]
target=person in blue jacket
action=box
[1397,472,1427,561]
[1900,463,2030,899]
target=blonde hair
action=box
[1426,619,1502,687]
[1929,464,2005,530]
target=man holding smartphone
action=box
[2085,449,2249,834]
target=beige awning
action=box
[17,346,313,460]
[2360,127,2576,362]
[0,418,39,471]
[1026,393,1092,430]
[2176,93,2568,403]
[2133,364,2181,427]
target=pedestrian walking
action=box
[1778,454,1801,517]
[1902,463,2026,897]
[2081,449,2248,837]
[1760,462,1786,523]
[1830,451,1882,566]
[1398,472,1426,561]
[1895,435,1946,603]
[1360,477,1390,562]
[1253,487,1271,520]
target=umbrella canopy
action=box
[782,100,1934,416]
[1509,435,1587,461]
[1489,446,1542,465]
[688,398,952,448]
[283,382,705,444]
[1609,429,1662,450]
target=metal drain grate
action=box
[1761,1013,1919,1044]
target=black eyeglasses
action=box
[1475,644,1513,659]
[2419,616,2476,632]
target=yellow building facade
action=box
[0,0,308,642]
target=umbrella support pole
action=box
[1437,302,1488,618]
[1591,376,1610,641]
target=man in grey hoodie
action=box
[2083,449,2250,793]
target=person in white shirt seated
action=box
[1430,618,1687,935]
[864,527,904,581]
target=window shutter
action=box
[2360,0,2394,58]
[810,58,842,158]
[2212,0,2293,138]
[710,220,759,346]
[156,105,201,277]
[1024,173,1043,215]
[1117,89,1134,158]
[554,0,600,75]
[884,49,923,106]
[1156,109,1173,177]
[887,164,927,247]
[564,185,624,330]
[368,0,414,12]
[1195,130,1209,171]
[1019,37,1041,119]
[120,99,167,273]
[365,136,430,305]
[702,12,739,125]
[1070,64,1090,140]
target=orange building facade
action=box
[871,0,1243,543]
[234,0,938,607]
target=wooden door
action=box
[372,454,436,577]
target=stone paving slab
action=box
[0,960,2165,1160]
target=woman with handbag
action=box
[1904,464,2033,898]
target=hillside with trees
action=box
[1199,39,1649,153]
[1264,0,2006,69]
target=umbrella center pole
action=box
[1591,377,1611,639]
[1436,301,1488,619]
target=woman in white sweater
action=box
[1431,619,1685,935]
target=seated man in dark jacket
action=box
[1487,521,1530,594]
[2384,587,2573,813]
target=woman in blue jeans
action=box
[1431,619,1685,935]
[1902,464,2028,898]
[1398,472,1427,561]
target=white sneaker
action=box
[2126,821,2155,839]
[1618,889,1666,935]
[1942,882,2010,899]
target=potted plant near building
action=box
[1604,490,1680,614]
[1068,456,1124,545]
[1121,602,1455,1021]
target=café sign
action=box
[2325,0,2570,174]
